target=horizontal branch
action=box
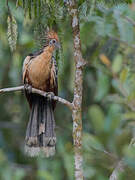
[0,85,73,110]
[124,15,135,26]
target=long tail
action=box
[25,94,56,157]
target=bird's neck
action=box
[39,46,55,65]
[43,46,55,54]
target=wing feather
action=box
[50,56,58,110]
[22,56,31,83]
[51,56,58,96]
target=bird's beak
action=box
[56,42,61,49]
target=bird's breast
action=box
[28,54,52,91]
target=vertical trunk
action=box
[72,109,83,180]
[66,0,86,179]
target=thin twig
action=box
[0,85,73,110]
[0,85,24,93]
[109,160,125,180]
[124,15,135,26]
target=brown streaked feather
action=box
[50,57,58,94]
[46,30,59,42]
[50,61,56,89]
[25,46,54,91]
[22,56,31,83]
[50,57,58,109]
[23,55,34,108]
[23,48,58,109]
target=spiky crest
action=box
[46,30,59,42]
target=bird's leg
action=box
[24,84,32,94]
[46,92,55,100]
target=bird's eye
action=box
[52,39,56,44]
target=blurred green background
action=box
[1,0,135,179]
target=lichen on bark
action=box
[66,0,86,179]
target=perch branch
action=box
[0,85,73,110]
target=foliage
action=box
[7,14,18,52]
[0,0,135,179]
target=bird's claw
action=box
[46,92,55,100]
[24,84,32,94]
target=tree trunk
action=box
[66,0,86,179]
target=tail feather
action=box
[25,94,56,157]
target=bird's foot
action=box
[46,92,55,100]
[24,84,32,94]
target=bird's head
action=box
[47,30,60,49]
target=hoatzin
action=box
[22,30,60,157]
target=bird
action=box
[22,30,60,157]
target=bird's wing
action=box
[22,49,44,83]
[22,56,31,83]
[51,56,58,96]
[50,56,58,110]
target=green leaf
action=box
[123,112,135,120]
[95,71,110,101]
[14,169,26,180]
[113,8,134,43]
[112,54,123,74]
[120,68,128,83]
[127,91,135,102]
[104,104,122,132]
[105,94,125,104]
[88,105,105,132]
[83,133,104,151]
[123,145,135,159]
[38,170,53,180]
